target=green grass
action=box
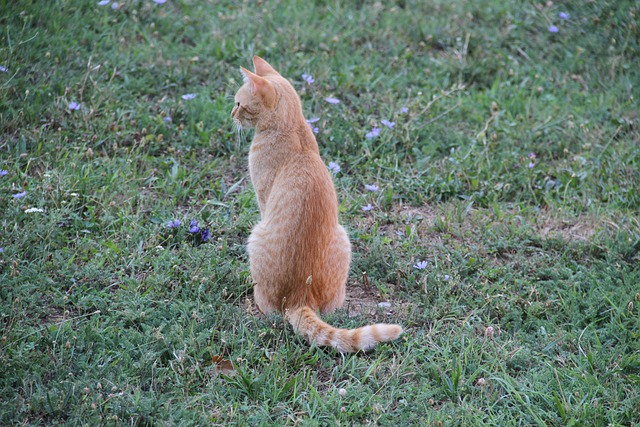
[1,0,639,425]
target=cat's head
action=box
[231,56,302,130]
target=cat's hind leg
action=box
[316,225,351,314]
[247,222,280,315]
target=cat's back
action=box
[266,146,338,221]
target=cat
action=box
[231,56,402,353]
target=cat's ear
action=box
[253,56,278,76]
[239,67,265,96]
[240,67,276,107]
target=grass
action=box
[1,0,639,425]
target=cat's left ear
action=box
[240,67,276,107]
[253,56,278,76]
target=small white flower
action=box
[25,208,45,213]
[413,260,428,269]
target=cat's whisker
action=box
[233,121,245,147]
[240,127,247,146]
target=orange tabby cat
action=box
[231,56,402,352]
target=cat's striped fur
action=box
[231,56,402,353]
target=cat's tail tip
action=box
[352,323,403,352]
[286,306,403,353]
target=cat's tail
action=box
[285,306,403,353]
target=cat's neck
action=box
[253,120,319,153]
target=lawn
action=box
[1,0,639,425]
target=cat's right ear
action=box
[240,67,276,107]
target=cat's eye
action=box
[236,102,240,108]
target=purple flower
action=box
[302,73,314,84]
[0,248,4,253]
[0,65,8,73]
[182,93,196,100]
[97,0,110,5]
[362,204,374,212]
[558,12,569,20]
[201,229,210,241]
[189,219,200,233]
[400,107,409,113]
[325,97,340,104]
[548,25,559,33]
[527,162,535,169]
[163,116,172,123]
[528,152,536,160]
[366,128,381,139]
[413,260,428,270]
[12,191,26,199]
[444,274,450,281]
[381,119,395,129]
[111,2,118,9]
[68,102,81,111]
[306,118,320,134]
[328,162,340,174]
[0,170,8,177]
[167,219,180,228]
[365,184,379,192]
[153,0,167,3]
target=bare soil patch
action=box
[533,210,602,242]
